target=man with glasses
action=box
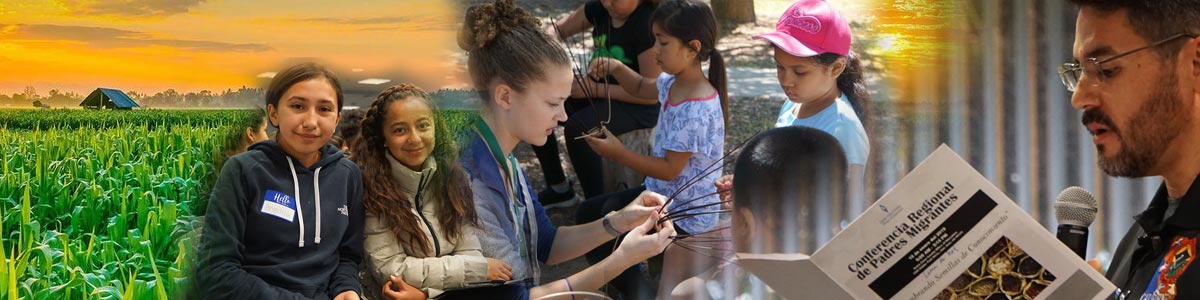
[1061,0,1200,299]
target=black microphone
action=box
[1054,186,1098,259]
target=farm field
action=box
[0,109,258,300]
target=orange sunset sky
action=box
[0,0,462,95]
[0,0,947,101]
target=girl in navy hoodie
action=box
[197,62,365,300]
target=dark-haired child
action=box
[717,0,870,227]
[581,0,728,297]
[197,62,365,300]
[675,126,848,300]
[533,0,663,206]
[457,1,676,299]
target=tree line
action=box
[0,86,266,108]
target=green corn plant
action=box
[0,109,260,299]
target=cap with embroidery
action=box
[753,0,851,57]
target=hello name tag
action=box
[261,190,296,222]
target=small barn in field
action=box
[79,88,140,109]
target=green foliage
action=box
[429,89,481,147]
[0,109,256,299]
[0,109,258,131]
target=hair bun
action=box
[458,0,539,51]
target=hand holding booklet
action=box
[737,145,1115,300]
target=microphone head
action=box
[1055,186,1098,227]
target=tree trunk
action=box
[711,0,755,31]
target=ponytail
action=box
[814,51,870,126]
[708,51,729,125]
[653,0,728,125]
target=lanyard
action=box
[473,118,536,275]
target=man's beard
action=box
[1086,71,1190,177]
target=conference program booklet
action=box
[737,145,1115,300]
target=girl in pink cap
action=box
[717,0,871,243]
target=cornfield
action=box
[0,109,256,130]
[0,109,259,300]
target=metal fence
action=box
[858,0,1158,261]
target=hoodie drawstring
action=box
[313,166,323,244]
[286,157,325,247]
[286,157,306,248]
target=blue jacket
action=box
[461,130,557,292]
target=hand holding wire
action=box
[647,130,769,264]
[611,191,667,232]
[551,20,612,140]
[582,127,622,157]
[587,57,621,81]
[715,174,734,206]
[615,213,676,263]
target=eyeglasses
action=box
[1058,33,1197,92]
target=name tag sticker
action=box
[261,189,296,222]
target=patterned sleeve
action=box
[659,103,722,156]
[655,73,672,105]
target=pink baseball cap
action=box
[753,0,852,57]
